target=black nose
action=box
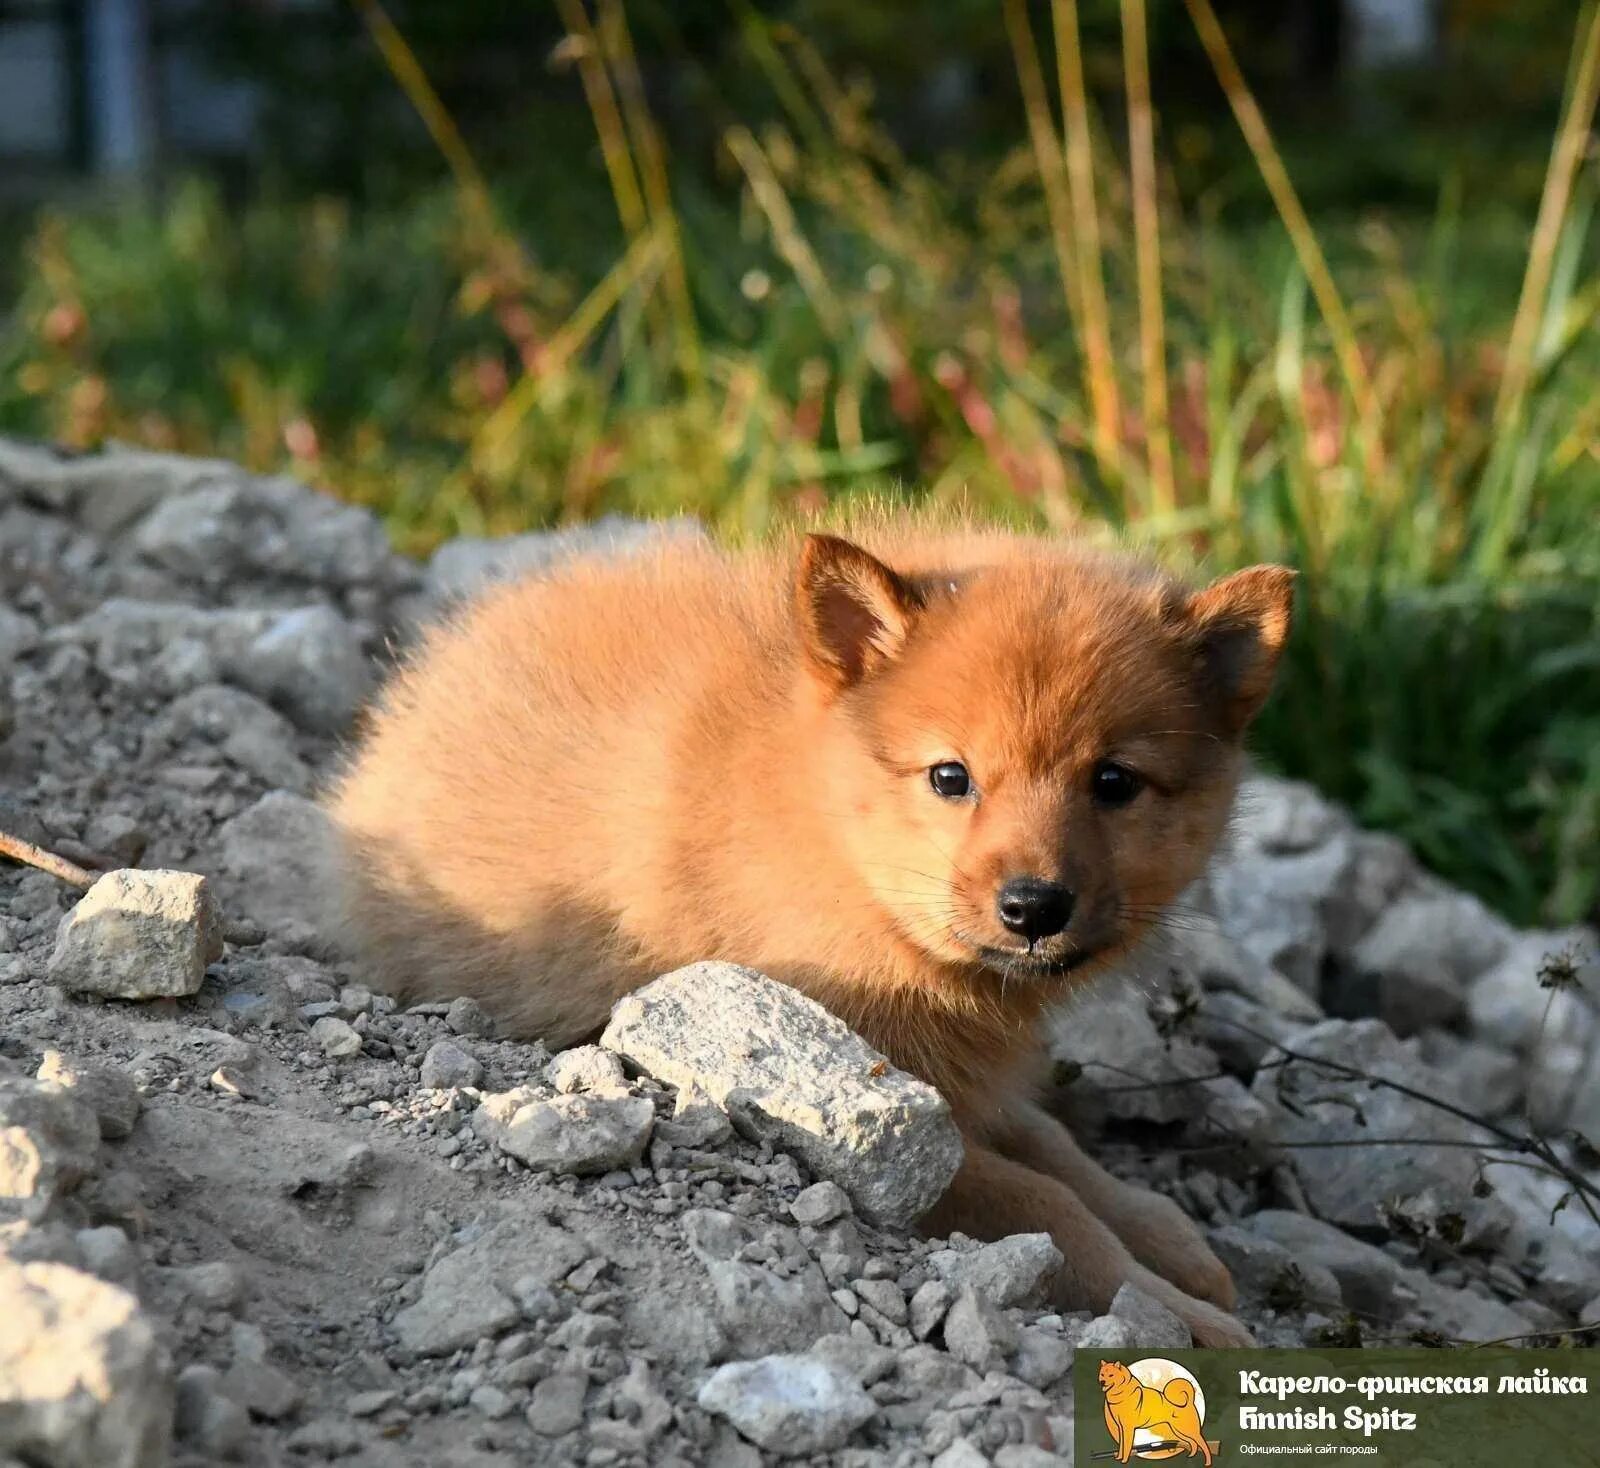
[996,877,1074,941]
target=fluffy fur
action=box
[326,517,1293,1345]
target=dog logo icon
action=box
[1096,1358,1218,1464]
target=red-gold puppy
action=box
[327,518,1293,1344]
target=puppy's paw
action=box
[1105,1186,1237,1309]
[1132,1269,1255,1348]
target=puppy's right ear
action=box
[796,534,922,690]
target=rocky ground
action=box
[0,437,1596,1468]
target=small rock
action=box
[926,1234,1062,1309]
[175,1363,249,1459]
[853,1276,907,1325]
[312,1017,363,1059]
[391,1219,585,1356]
[1076,1314,1139,1349]
[601,962,962,1225]
[547,1045,626,1094]
[1108,1283,1191,1347]
[418,1040,482,1090]
[932,1443,993,1468]
[468,1383,515,1419]
[698,1354,876,1457]
[0,1259,172,1468]
[908,1278,954,1340]
[1346,893,1509,1035]
[0,1074,100,1220]
[1206,1226,1342,1313]
[790,1181,851,1227]
[345,1390,396,1418]
[526,1372,587,1436]
[941,1287,1017,1372]
[683,1209,848,1357]
[75,1226,138,1285]
[1011,1325,1074,1389]
[47,869,222,999]
[476,1089,653,1175]
[446,996,497,1038]
[36,1051,142,1139]
[211,791,332,934]
[1238,1211,1417,1320]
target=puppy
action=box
[327,518,1292,1345]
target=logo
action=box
[1096,1357,1218,1464]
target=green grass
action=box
[2,4,1598,927]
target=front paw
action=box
[1108,1186,1237,1309]
[1133,1269,1255,1347]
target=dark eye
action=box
[1091,761,1143,807]
[929,761,971,799]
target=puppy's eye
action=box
[929,761,971,799]
[1091,760,1143,807]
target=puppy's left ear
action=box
[1178,565,1296,734]
[796,533,923,691]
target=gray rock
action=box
[0,607,39,665]
[603,962,961,1225]
[475,1089,653,1174]
[47,869,223,999]
[853,1276,907,1325]
[1238,1211,1418,1319]
[1417,1032,1523,1117]
[446,996,497,1038]
[0,439,236,537]
[1466,930,1597,1051]
[790,1181,851,1227]
[131,470,396,591]
[174,1363,249,1459]
[1347,893,1511,1035]
[74,1227,138,1286]
[908,1278,954,1340]
[35,1052,141,1140]
[391,1219,586,1356]
[698,1354,876,1458]
[1205,1226,1342,1313]
[525,1372,587,1436]
[1011,1325,1075,1389]
[926,1234,1062,1310]
[0,1075,100,1220]
[0,1260,172,1468]
[419,1040,483,1090]
[1252,1019,1508,1239]
[148,685,310,793]
[311,1017,362,1059]
[683,1209,848,1357]
[231,605,372,735]
[1155,915,1324,1021]
[1206,835,1354,996]
[212,792,332,933]
[547,1045,626,1095]
[1075,1314,1139,1349]
[1108,1283,1192,1347]
[931,1443,992,1468]
[941,1287,1017,1372]
[1233,776,1349,855]
[221,1324,301,1421]
[1048,992,1220,1124]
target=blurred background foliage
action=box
[0,0,1597,928]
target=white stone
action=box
[475,1090,653,1175]
[926,1233,1063,1309]
[697,1354,875,1457]
[603,963,961,1225]
[0,1260,172,1468]
[47,869,222,999]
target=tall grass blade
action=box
[1051,0,1124,483]
[1120,0,1175,515]
[1181,0,1377,437]
[1493,2,1600,431]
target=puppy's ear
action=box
[796,534,923,690]
[1178,565,1296,734]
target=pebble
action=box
[312,1017,363,1059]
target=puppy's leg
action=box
[922,1142,1251,1347]
[993,1099,1238,1311]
